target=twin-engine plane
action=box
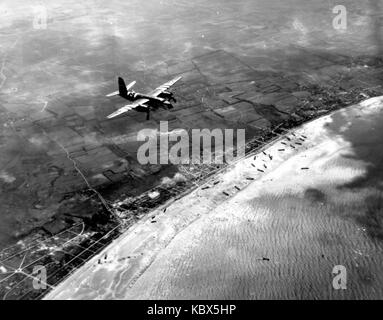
[106,76,182,120]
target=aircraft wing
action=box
[149,76,182,97]
[107,99,149,119]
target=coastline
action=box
[45,96,383,299]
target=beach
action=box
[46,96,383,299]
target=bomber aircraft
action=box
[106,76,182,120]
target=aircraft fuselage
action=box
[123,92,174,109]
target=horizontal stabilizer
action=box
[106,90,119,97]
[126,80,136,90]
[106,79,136,98]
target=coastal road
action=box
[46,97,383,299]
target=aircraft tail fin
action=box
[106,78,136,98]
[118,77,128,97]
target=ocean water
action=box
[46,98,383,300]
[122,99,383,299]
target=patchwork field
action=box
[0,0,382,299]
[47,97,383,299]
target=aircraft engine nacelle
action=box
[163,100,174,109]
[159,91,172,98]
[158,91,176,102]
[148,98,165,108]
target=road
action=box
[1,0,383,250]
[46,96,383,299]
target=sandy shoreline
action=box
[46,97,383,299]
